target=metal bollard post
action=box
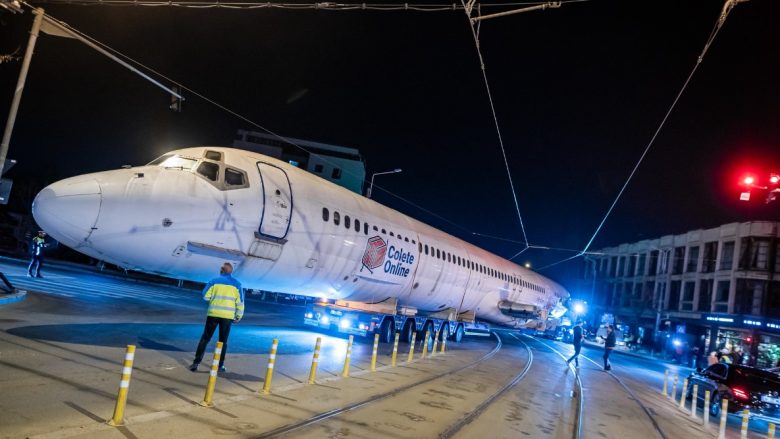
[200,341,223,407]
[391,332,400,367]
[718,399,729,439]
[308,337,321,384]
[671,375,678,401]
[262,338,279,394]
[342,335,354,377]
[107,345,136,426]
[741,409,749,439]
[441,333,447,353]
[431,331,439,357]
[421,330,430,359]
[371,333,379,372]
[769,423,776,439]
[662,369,669,396]
[407,332,417,363]
[703,390,711,426]
[691,384,698,419]
[679,378,688,410]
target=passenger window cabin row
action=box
[321,207,546,294]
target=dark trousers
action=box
[194,316,233,368]
[28,255,43,277]
[603,348,613,369]
[567,344,582,366]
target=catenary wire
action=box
[538,0,744,272]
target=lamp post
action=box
[366,169,402,199]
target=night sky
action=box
[1,0,779,292]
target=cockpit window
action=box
[151,155,198,170]
[196,161,219,181]
[204,150,222,161]
[225,168,245,187]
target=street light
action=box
[366,168,402,199]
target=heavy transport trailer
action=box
[303,298,488,344]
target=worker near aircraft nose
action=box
[28,231,47,278]
[189,262,244,373]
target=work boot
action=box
[189,362,199,372]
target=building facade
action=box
[583,221,780,367]
[233,130,365,194]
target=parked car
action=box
[687,363,780,418]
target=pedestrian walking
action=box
[27,231,47,278]
[566,320,585,367]
[189,262,244,373]
[602,324,616,371]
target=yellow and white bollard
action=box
[391,332,400,367]
[679,378,688,410]
[342,335,354,377]
[431,331,439,357]
[371,333,379,372]
[703,390,711,426]
[200,341,223,407]
[262,338,279,394]
[768,423,776,439]
[671,375,678,401]
[662,369,669,396]
[718,399,729,439]
[441,333,447,353]
[107,345,136,426]
[308,337,321,384]
[741,409,750,439]
[421,330,430,359]
[407,332,416,363]
[691,384,698,419]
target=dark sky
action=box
[1,0,779,291]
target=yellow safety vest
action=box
[203,274,244,320]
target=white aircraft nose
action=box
[32,177,102,247]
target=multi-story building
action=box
[582,221,780,367]
[233,130,365,194]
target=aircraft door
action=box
[256,162,292,240]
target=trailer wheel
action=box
[401,319,415,343]
[379,318,394,344]
[450,323,465,343]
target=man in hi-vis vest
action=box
[190,262,244,373]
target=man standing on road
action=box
[602,324,616,371]
[566,320,585,367]
[28,231,47,278]
[189,262,244,373]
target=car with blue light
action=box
[686,363,780,419]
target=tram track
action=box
[529,335,668,439]
[253,331,516,438]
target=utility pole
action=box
[0,8,44,178]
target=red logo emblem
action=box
[361,236,387,273]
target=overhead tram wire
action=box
[33,0,588,10]
[537,0,747,273]
[20,3,481,236]
[459,0,536,256]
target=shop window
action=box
[687,246,700,272]
[637,254,646,276]
[681,281,695,311]
[702,241,717,272]
[333,211,340,226]
[322,207,329,222]
[698,279,713,312]
[667,281,680,311]
[713,280,730,313]
[719,241,735,271]
[673,247,684,274]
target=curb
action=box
[0,289,28,306]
